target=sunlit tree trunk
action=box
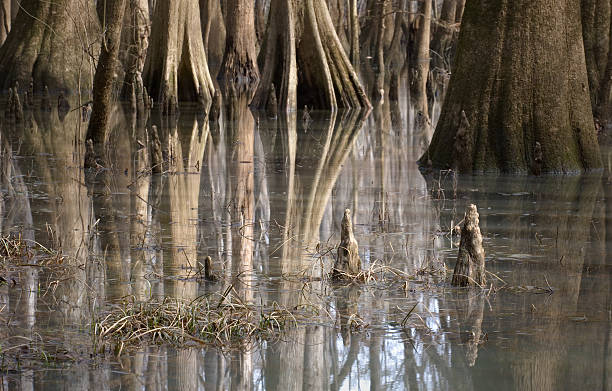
[410,0,431,119]
[348,0,359,70]
[374,0,389,98]
[251,0,371,111]
[86,0,127,165]
[144,0,215,112]
[0,0,10,45]
[219,0,260,96]
[120,0,150,105]
[201,0,226,76]
[422,0,602,173]
[0,0,99,93]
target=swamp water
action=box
[0,98,610,391]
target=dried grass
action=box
[93,294,318,355]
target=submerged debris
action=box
[451,204,486,287]
[332,209,362,279]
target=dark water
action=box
[0,96,610,390]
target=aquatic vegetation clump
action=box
[93,295,309,355]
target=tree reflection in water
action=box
[0,96,610,390]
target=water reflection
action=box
[0,97,610,390]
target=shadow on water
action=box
[0,93,610,390]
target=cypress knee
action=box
[333,209,361,278]
[451,204,486,287]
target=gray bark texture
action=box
[0,0,9,45]
[119,0,149,105]
[332,208,361,278]
[451,204,485,287]
[200,0,226,76]
[86,0,128,165]
[421,0,602,174]
[218,0,260,97]
[581,0,612,125]
[251,0,370,111]
[143,0,215,111]
[0,0,100,94]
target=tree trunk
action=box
[254,0,267,48]
[429,0,461,123]
[0,0,10,45]
[251,0,370,111]
[421,0,602,174]
[374,0,388,99]
[144,0,215,112]
[219,0,260,96]
[410,0,431,119]
[431,0,461,74]
[119,0,150,105]
[0,0,100,94]
[581,0,612,126]
[86,0,127,165]
[348,0,359,71]
[200,0,226,77]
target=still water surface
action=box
[0,98,610,390]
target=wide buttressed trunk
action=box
[143,0,215,110]
[218,0,260,96]
[581,0,612,125]
[0,0,99,94]
[251,0,370,111]
[421,0,602,174]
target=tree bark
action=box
[200,0,226,76]
[348,0,359,71]
[374,0,389,98]
[431,0,461,74]
[251,0,370,111]
[86,0,127,165]
[451,204,485,287]
[144,0,215,111]
[0,0,9,45]
[332,208,361,277]
[581,0,612,126]
[421,0,602,174]
[219,0,260,97]
[0,0,100,94]
[410,0,431,119]
[119,0,150,106]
